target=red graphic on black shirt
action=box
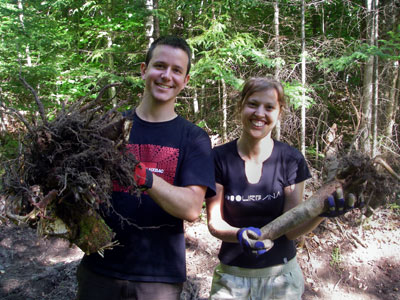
[113,144,179,192]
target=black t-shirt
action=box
[82,112,216,282]
[214,139,311,268]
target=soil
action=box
[0,206,399,300]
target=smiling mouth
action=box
[251,120,265,127]
[156,83,173,89]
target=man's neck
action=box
[136,99,177,122]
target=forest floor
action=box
[0,205,399,300]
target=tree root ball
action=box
[1,83,139,254]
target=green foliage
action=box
[330,246,342,269]
[283,82,315,110]
[0,133,19,160]
[378,26,400,60]
[0,0,148,120]
[317,43,370,73]
[306,147,325,159]
[196,120,207,129]
[388,203,400,215]
[190,16,274,89]
[0,0,399,178]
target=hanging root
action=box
[97,240,120,258]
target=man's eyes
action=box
[153,64,183,74]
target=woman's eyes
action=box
[247,102,275,110]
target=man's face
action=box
[141,45,190,103]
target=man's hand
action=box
[237,227,273,256]
[133,162,153,191]
[320,187,364,218]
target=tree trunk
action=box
[153,0,160,39]
[145,0,155,48]
[301,0,306,156]
[371,0,379,157]
[384,7,400,139]
[107,0,116,105]
[18,0,32,67]
[321,2,325,36]
[201,84,206,120]
[258,180,343,241]
[385,62,399,139]
[274,0,281,141]
[360,0,375,154]
[274,0,281,80]
[221,78,228,142]
[193,88,199,119]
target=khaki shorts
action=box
[209,257,304,300]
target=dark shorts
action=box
[76,263,183,300]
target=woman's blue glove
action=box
[237,227,270,256]
[320,188,363,218]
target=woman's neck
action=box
[237,134,274,163]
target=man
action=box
[77,36,216,300]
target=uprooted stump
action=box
[245,152,399,248]
[1,81,139,255]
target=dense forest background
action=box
[0,0,399,204]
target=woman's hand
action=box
[319,188,364,218]
[237,227,274,256]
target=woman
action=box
[206,77,344,299]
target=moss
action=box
[73,208,114,255]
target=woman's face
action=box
[240,88,281,140]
